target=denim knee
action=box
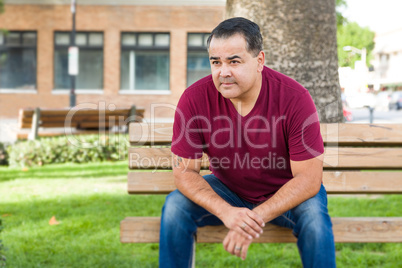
[162,190,193,223]
[292,185,332,238]
[297,211,332,238]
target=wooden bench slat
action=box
[25,122,109,129]
[19,107,145,129]
[77,122,127,129]
[128,147,209,169]
[129,123,174,145]
[321,123,402,145]
[20,107,145,117]
[120,217,402,243]
[16,130,102,140]
[129,123,402,145]
[322,171,402,193]
[21,113,139,122]
[127,171,402,194]
[21,114,137,123]
[21,121,134,129]
[324,147,402,169]
[128,171,211,194]
[128,147,402,169]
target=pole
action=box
[368,106,374,124]
[70,0,76,107]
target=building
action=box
[0,0,225,121]
[370,28,402,91]
[338,28,402,109]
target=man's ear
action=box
[257,51,265,72]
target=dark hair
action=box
[207,17,263,57]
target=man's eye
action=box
[231,60,239,64]
[212,61,220,65]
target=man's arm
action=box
[252,154,324,222]
[223,154,324,260]
[172,154,264,239]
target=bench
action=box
[17,105,145,140]
[121,123,402,247]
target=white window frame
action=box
[120,32,171,92]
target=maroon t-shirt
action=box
[171,66,324,204]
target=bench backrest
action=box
[19,106,145,130]
[127,123,402,195]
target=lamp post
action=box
[69,0,77,107]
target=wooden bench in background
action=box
[17,105,145,140]
[121,123,402,246]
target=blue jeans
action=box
[159,174,336,268]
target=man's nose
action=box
[219,64,231,77]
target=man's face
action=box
[208,34,264,103]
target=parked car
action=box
[389,91,402,110]
[343,105,353,121]
[341,94,353,121]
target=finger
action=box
[223,235,229,252]
[235,245,242,258]
[237,218,263,239]
[245,211,265,234]
[227,238,236,255]
[223,235,234,254]
[232,236,243,257]
[236,225,253,240]
[240,220,262,239]
[247,210,265,228]
[241,242,251,260]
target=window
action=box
[54,32,103,90]
[187,33,210,87]
[121,32,170,91]
[0,31,37,89]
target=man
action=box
[160,17,335,267]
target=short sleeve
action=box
[171,92,204,159]
[287,91,324,161]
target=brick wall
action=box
[0,4,225,119]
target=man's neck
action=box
[230,75,262,117]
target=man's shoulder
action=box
[177,75,216,112]
[263,66,308,95]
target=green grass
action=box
[0,161,128,181]
[0,162,401,267]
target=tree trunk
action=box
[226,0,344,123]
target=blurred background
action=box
[337,0,402,124]
[0,0,402,143]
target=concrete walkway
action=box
[0,119,18,144]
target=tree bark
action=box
[226,0,343,123]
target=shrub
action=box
[0,142,9,166]
[7,134,129,167]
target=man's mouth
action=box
[220,78,236,84]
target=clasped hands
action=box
[220,207,265,260]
